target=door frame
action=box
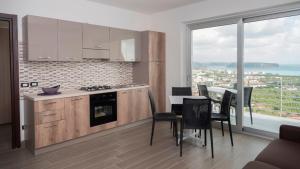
[0,13,20,148]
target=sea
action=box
[200,64,300,76]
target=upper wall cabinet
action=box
[110,28,142,62]
[24,16,83,62]
[58,20,83,61]
[82,24,110,59]
[25,16,58,61]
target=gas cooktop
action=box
[80,85,112,92]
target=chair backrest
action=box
[197,84,209,97]
[148,90,156,117]
[182,98,212,129]
[244,87,253,106]
[233,83,237,89]
[172,87,192,96]
[220,90,233,116]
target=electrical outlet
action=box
[30,82,38,87]
[20,83,29,88]
[22,125,25,130]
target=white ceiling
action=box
[89,0,205,14]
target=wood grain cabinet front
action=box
[64,96,89,139]
[117,88,150,126]
[35,120,66,148]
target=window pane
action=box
[244,15,300,133]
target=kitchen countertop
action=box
[24,85,150,101]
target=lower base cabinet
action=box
[35,120,66,148]
[64,96,89,140]
[117,87,150,126]
[25,87,150,152]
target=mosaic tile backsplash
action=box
[18,42,133,96]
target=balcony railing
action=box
[192,71,300,120]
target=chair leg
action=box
[180,119,183,157]
[210,127,214,158]
[170,122,173,129]
[198,129,201,138]
[150,120,155,146]
[221,121,224,136]
[204,129,207,146]
[174,121,178,146]
[228,120,234,146]
[249,105,253,125]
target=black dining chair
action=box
[197,84,221,104]
[180,98,214,158]
[149,91,178,146]
[211,90,234,146]
[171,87,192,131]
[231,87,254,124]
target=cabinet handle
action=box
[95,45,103,48]
[43,113,56,116]
[71,98,83,101]
[44,125,57,128]
[38,57,51,59]
[45,101,57,105]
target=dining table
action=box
[169,95,208,144]
[207,86,237,95]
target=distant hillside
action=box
[193,62,279,69]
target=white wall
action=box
[0,0,151,141]
[149,0,300,111]
[0,0,151,40]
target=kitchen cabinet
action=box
[33,98,66,148]
[148,31,165,62]
[64,96,89,139]
[83,49,109,59]
[133,31,166,112]
[134,88,151,120]
[83,24,110,50]
[24,86,150,153]
[35,120,66,148]
[24,15,58,61]
[117,88,150,126]
[82,24,110,59]
[117,90,131,125]
[110,28,142,62]
[149,61,165,112]
[58,20,83,61]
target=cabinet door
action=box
[82,49,109,59]
[35,120,66,148]
[64,96,89,139]
[58,20,83,61]
[148,31,165,62]
[134,88,150,120]
[83,24,110,50]
[110,28,141,62]
[26,15,58,61]
[149,62,166,112]
[117,90,130,125]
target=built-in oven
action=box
[90,92,117,127]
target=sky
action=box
[192,15,300,64]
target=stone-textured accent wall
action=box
[18,42,133,96]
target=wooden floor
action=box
[0,124,11,154]
[0,122,270,169]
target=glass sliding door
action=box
[244,15,300,133]
[191,23,239,125]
